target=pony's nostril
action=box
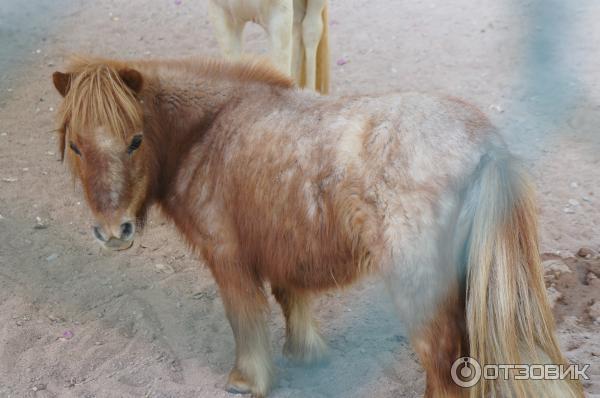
[93,225,107,242]
[120,222,135,240]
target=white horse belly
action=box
[211,0,261,21]
[212,0,287,24]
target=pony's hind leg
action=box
[411,290,468,398]
[272,286,328,363]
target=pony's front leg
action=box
[302,0,326,91]
[267,1,294,76]
[209,257,274,397]
[272,286,328,363]
[208,0,245,60]
[223,290,273,397]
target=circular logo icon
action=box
[451,357,482,388]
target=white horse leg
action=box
[291,0,307,84]
[267,0,294,76]
[208,1,245,60]
[302,0,326,91]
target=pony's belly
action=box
[262,258,361,292]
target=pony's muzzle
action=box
[92,221,135,251]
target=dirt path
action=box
[0,0,598,397]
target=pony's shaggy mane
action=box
[173,56,295,89]
[57,56,143,159]
[135,55,294,89]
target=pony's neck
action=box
[142,76,227,201]
[134,59,294,207]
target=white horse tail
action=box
[463,150,583,397]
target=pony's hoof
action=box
[226,369,255,396]
[225,383,252,395]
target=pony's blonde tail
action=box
[315,3,330,94]
[464,151,583,398]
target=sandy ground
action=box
[0,0,599,397]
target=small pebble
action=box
[34,217,48,230]
[570,181,579,188]
[336,58,348,66]
[46,253,59,262]
[563,207,575,214]
[32,383,46,392]
[2,177,18,182]
[577,247,597,258]
[568,199,580,206]
[35,49,41,54]
[62,330,74,340]
[489,104,504,113]
[155,263,175,274]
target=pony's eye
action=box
[69,141,81,156]
[127,134,143,154]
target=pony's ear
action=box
[52,71,71,97]
[119,68,143,93]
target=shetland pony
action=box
[208,0,330,94]
[51,56,582,398]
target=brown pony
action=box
[51,56,583,398]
